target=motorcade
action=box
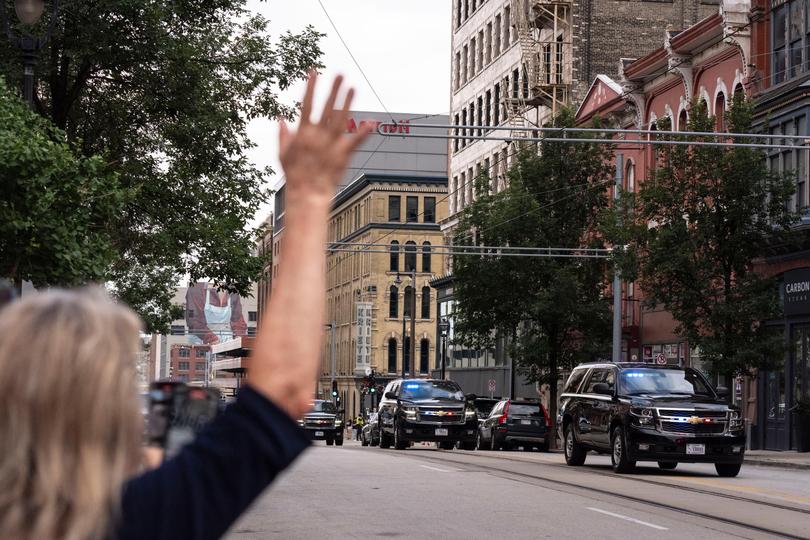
[298,399,344,446]
[477,398,552,451]
[361,411,380,447]
[377,378,478,450]
[557,362,745,476]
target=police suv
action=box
[557,362,745,476]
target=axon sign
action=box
[346,118,410,134]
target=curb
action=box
[744,457,810,471]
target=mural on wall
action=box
[185,282,247,344]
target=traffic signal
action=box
[369,385,376,394]
[331,380,338,397]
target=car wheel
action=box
[393,423,407,450]
[379,429,392,449]
[326,438,334,446]
[657,461,677,470]
[335,438,343,446]
[564,424,587,466]
[610,426,636,473]
[715,463,742,477]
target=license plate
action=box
[521,419,532,425]
[435,428,448,436]
[315,431,324,437]
[686,443,705,455]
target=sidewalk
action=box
[744,450,810,470]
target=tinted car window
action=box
[508,403,542,417]
[473,399,499,417]
[400,381,463,400]
[563,369,588,394]
[583,368,614,394]
[311,401,336,413]
[619,368,713,396]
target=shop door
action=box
[791,326,810,450]
[764,368,788,450]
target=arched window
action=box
[421,286,431,319]
[422,242,432,273]
[715,92,726,132]
[403,286,413,318]
[678,109,688,132]
[403,336,411,373]
[648,122,658,173]
[389,286,398,318]
[733,83,745,103]
[420,339,430,374]
[390,241,399,272]
[387,338,397,373]
[404,241,417,272]
[625,160,635,192]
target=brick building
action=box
[168,343,211,383]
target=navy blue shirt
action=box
[118,386,311,539]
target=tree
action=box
[0,0,323,331]
[611,96,797,379]
[453,110,614,425]
[0,79,126,289]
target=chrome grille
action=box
[656,408,728,436]
[417,406,465,425]
[304,417,334,428]
[658,409,726,418]
[660,422,725,435]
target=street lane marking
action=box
[419,465,454,473]
[586,507,669,530]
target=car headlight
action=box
[402,405,418,419]
[729,410,743,431]
[335,418,343,426]
[465,408,476,420]
[630,407,654,426]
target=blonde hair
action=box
[0,288,143,540]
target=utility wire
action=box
[317,0,394,123]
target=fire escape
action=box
[503,0,572,142]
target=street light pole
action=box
[410,269,416,379]
[439,319,449,380]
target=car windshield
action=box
[310,401,337,413]
[509,403,542,417]
[619,368,714,397]
[399,381,464,400]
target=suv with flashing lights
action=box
[377,379,478,450]
[557,363,745,477]
[298,399,344,446]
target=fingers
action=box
[300,70,317,125]
[331,87,354,136]
[278,118,290,156]
[320,75,344,129]
[343,121,374,154]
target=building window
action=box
[469,101,475,142]
[454,51,461,90]
[178,348,190,358]
[420,339,430,374]
[485,90,492,129]
[512,68,519,99]
[477,30,484,71]
[178,361,189,371]
[390,241,399,272]
[195,349,206,358]
[453,114,460,152]
[388,338,397,373]
[522,63,529,98]
[504,7,511,46]
[625,160,635,193]
[403,286,414,318]
[196,362,206,371]
[485,22,492,64]
[248,326,257,336]
[421,286,431,319]
[406,196,419,222]
[477,95,484,135]
[424,198,436,223]
[389,286,398,318]
[388,196,401,222]
[462,44,468,84]
[422,242,432,272]
[248,311,258,322]
[170,325,185,335]
[461,109,467,148]
[404,241,417,272]
[494,83,500,125]
[715,92,726,131]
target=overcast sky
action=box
[245,1,451,226]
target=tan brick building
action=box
[323,173,448,418]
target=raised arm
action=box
[249,73,371,419]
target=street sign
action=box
[655,353,667,365]
[488,379,496,392]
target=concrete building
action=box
[256,213,273,328]
[324,173,448,418]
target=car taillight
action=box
[498,401,510,424]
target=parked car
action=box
[557,362,745,477]
[477,398,552,451]
[361,412,380,447]
[377,378,478,450]
[455,397,501,449]
[298,399,344,446]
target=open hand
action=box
[278,71,372,206]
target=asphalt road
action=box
[227,440,810,540]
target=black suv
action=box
[298,399,344,446]
[478,399,552,451]
[557,363,745,477]
[378,379,478,450]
